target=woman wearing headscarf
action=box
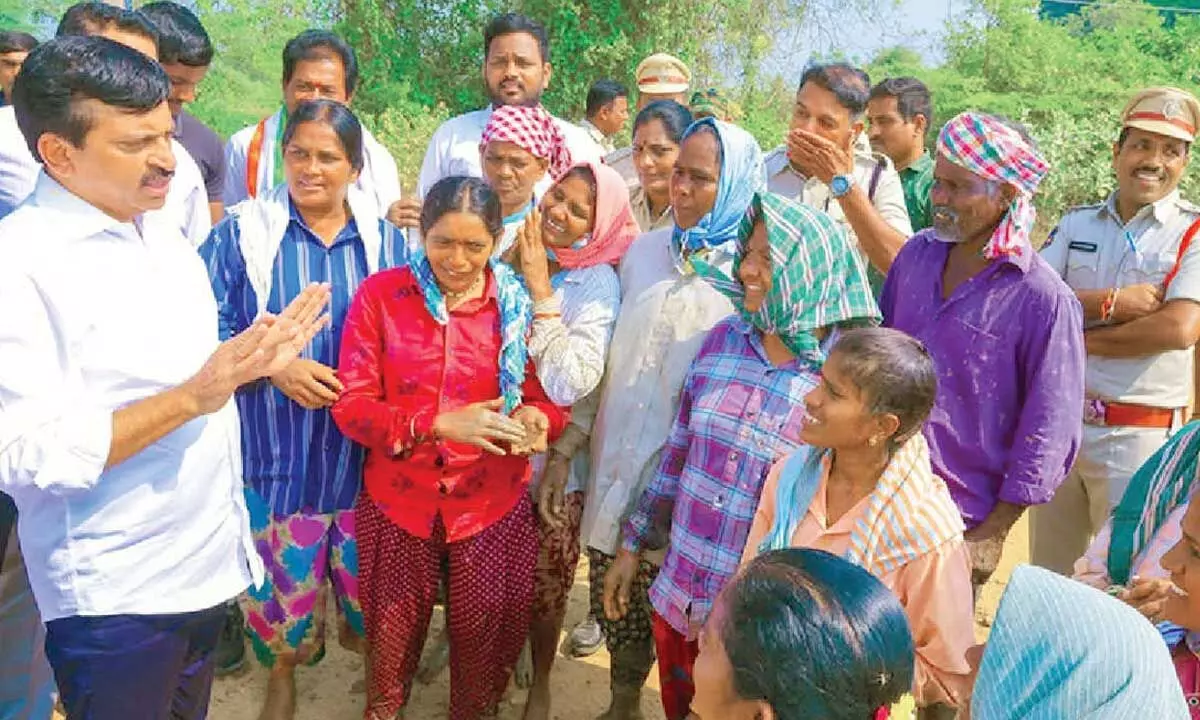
[966,564,1188,719]
[742,327,974,716]
[199,100,410,720]
[691,548,915,720]
[582,117,764,719]
[505,160,639,720]
[603,191,880,720]
[1073,422,1200,714]
[331,176,569,720]
[479,104,573,258]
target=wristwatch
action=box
[830,173,856,198]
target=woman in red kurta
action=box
[332,176,568,720]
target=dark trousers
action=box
[45,603,227,720]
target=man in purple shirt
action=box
[881,112,1085,594]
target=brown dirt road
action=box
[209,517,1029,719]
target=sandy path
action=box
[209,517,1030,719]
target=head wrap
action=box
[672,117,766,255]
[548,161,641,270]
[1108,420,1200,586]
[971,565,1189,720]
[936,112,1049,260]
[407,248,532,414]
[757,434,963,578]
[694,192,879,366]
[480,105,573,182]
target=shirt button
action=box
[434,455,445,468]
[728,451,737,460]
[438,483,449,495]
[714,496,724,508]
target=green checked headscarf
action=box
[694,192,880,368]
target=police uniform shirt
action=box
[1041,190,1200,408]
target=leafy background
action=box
[4,0,1199,230]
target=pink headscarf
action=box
[479,105,573,181]
[549,161,641,270]
[936,112,1050,260]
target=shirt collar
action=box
[1103,189,1182,227]
[285,194,361,247]
[28,170,136,243]
[919,226,1032,274]
[900,151,933,176]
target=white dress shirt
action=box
[580,229,735,556]
[0,106,212,247]
[416,107,604,200]
[223,108,403,219]
[0,173,262,622]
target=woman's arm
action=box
[331,279,428,455]
[527,270,620,406]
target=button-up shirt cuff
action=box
[20,406,113,495]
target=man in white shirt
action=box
[579,78,628,156]
[223,30,403,221]
[416,12,602,200]
[1,36,328,718]
[0,2,211,247]
[764,62,912,294]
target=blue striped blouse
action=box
[200,201,411,515]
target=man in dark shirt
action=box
[141,2,227,222]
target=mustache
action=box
[141,167,175,184]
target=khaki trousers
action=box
[1030,422,1173,575]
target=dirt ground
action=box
[208,517,1029,720]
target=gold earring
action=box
[868,437,879,447]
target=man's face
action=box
[41,97,176,222]
[1113,127,1190,210]
[790,80,860,150]
[0,50,29,99]
[484,32,549,108]
[929,154,1011,246]
[161,62,209,118]
[637,90,687,111]
[866,95,924,166]
[594,95,629,136]
[283,55,350,115]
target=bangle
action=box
[1100,287,1119,322]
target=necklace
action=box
[442,273,484,301]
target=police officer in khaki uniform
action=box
[606,53,691,188]
[1034,87,1200,575]
[765,62,912,293]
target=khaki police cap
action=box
[1121,87,1200,143]
[635,53,691,95]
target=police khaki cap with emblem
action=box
[635,53,691,95]
[1121,86,1200,143]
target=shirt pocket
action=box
[1065,247,1102,289]
[1130,249,1176,286]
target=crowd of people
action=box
[1,3,1200,720]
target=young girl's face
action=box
[540,171,594,248]
[423,210,495,295]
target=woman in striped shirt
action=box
[510,159,640,720]
[199,99,410,720]
[604,190,880,720]
[744,328,975,716]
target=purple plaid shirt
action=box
[622,317,817,636]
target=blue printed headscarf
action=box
[672,117,766,256]
[407,246,532,414]
[971,565,1189,720]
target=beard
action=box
[931,206,966,244]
